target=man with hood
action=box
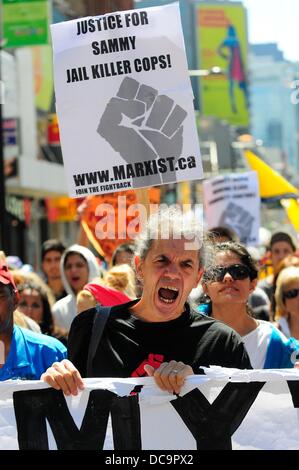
[52,245,100,332]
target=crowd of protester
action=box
[1,209,299,391]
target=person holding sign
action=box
[199,241,299,368]
[41,207,251,395]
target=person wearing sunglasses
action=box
[198,241,299,369]
[275,266,299,340]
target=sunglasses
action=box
[203,264,252,282]
[283,288,299,301]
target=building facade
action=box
[2,0,134,266]
[249,43,299,180]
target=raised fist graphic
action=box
[97,77,187,188]
[219,202,254,244]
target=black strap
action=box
[86,305,112,377]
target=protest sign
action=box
[203,171,260,245]
[50,3,203,198]
[1,368,299,450]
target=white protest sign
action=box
[50,3,203,198]
[203,171,260,245]
[1,368,299,450]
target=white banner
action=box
[1,367,299,450]
[50,3,203,198]
[203,171,260,245]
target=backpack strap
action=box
[86,305,112,377]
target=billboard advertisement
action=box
[2,0,50,48]
[196,2,249,127]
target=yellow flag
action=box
[244,150,298,198]
[280,199,299,232]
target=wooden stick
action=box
[135,188,150,216]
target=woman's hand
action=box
[41,359,85,396]
[144,360,193,395]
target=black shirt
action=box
[68,300,252,378]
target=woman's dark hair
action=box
[207,226,238,243]
[204,241,259,280]
[270,232,296,252]
[18,281,54,336]
[111,243,135,266]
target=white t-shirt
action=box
[278,317,291,338]
[242,320,277,369]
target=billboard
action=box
[2,0,50,48]
[196,2,249,127]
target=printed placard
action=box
[50,3,203,197]
[203,171,260,245]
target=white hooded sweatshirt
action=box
[52,244,100,332]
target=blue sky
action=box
[240,0,299,62]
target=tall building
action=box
[52,0,133,19]
[249,43,299,179]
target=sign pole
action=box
[135,188,150,217]
[0,95,8,254]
